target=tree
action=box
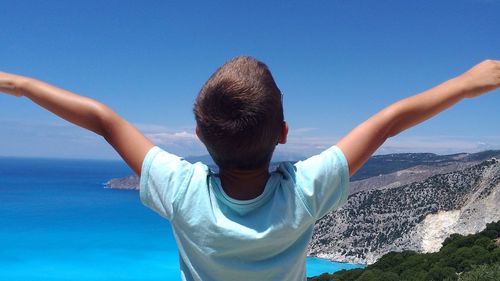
[458,264,500,281]
[428,266,457,281]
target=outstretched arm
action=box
[0,73,154,175]
[337,60,500,177]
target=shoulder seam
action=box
[332,146,350,201]
[282,161,315,219]
[170,161,196,220]
[295,185,315,219]
[139,146,162,202]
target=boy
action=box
[1,57,499,280]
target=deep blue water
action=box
[0,157,364,280]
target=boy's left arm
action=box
[0,72,154,175]
[336,60,500,177]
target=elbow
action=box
[378,105,401,139]
[92,103,120,138]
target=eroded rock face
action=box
[417,210,461,253]
[105,175,139,190]
[309,159,500,264]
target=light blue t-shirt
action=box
[140,146,349,281]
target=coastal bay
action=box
[0,157,364,280]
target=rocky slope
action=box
[309,158,500,264]
[349,150,500,194]
[104,175,140,190]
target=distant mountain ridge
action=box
[351,150,500,181]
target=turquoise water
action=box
[0,157,364,280]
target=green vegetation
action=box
[309,220,500,281]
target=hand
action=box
[458,60,500,98]
[0,72,26,97]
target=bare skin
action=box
[0,73,154,175]
[337,59,500,176]
[219,168,270,200]
[1,60,499,201]
[197,122,289,200]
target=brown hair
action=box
[193,56,284,169]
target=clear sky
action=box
[1,0,499,159]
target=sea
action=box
[0,157,365,281]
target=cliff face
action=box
[309,158,500,264]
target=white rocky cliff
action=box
[309,158,500,264]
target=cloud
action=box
[146,131,198,144]
[0,119,207,159]
[0,118,113,159]
[134,123,174,133]
[134,123,198,139]
[1,119,500,160]
[288,127,319,135]
[276,131,500,159]
[378,136,500,155]
[146,131,206,156]
[134,123,207,156]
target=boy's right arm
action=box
[336,60,500,177]
[0,72,154,175]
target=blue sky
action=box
[1,0,499,159]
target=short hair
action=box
[193,56,284,169]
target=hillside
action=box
[309,158,500,264]
[308,220,500,281]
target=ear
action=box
[278,121,288,144]
[195,126,204,142]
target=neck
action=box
[219,166,270,200]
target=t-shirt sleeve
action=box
[139,146,194,220]
[294,145,350,220]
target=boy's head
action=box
[194,56,287,170]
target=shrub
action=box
[458,263,500,281]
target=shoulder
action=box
[287,146,350,219]
[294,146,348,172]
[139,146,211,220]
[140,147,198,184]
